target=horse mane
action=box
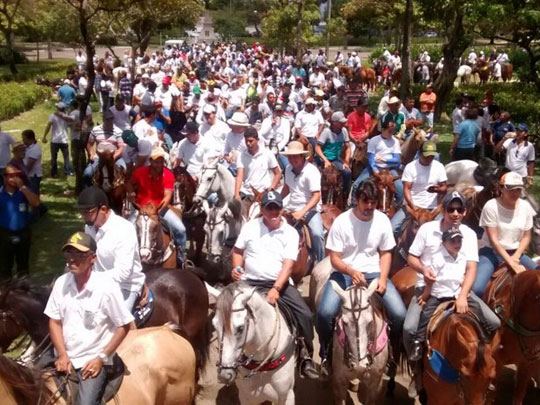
[216,283,240,334]
[0,355,56,405]
[444,313,488,373]
[0,277,50,306]
[227,199,242,220]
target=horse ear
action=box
[431,204,443,219]
[205,282,221,298]
[365,278,379,299]
[330,280,347,302]
[405,204,417,220]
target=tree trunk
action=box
[433,10,471,119]
[400,0,413,98]
[5,31,17,74]
[524,47,540,93]
[47,38,53,59]
[296,0,305,60]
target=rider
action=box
[350,120,404,208]
[280,141,325,263]
[390,141,447,239]
[77,186,146,310]
[223,111,250,176]
[404,192,501,363]
[127,147,187,267]
[379,96,406,138]
[494,123,535,187]
[231,190,319,379]
[316,180,406,376]
[83,110,126,187]
[294,97,325,150]
[400,95,425,140]
[174,121,213,181]
[314,111,352,198]
[409,227,497,362]
[45,232,133,405]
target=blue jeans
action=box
[160,207,187,261]
[351,168,403,207]
[83,157,127,187]
[307,211,325,262]
[472,246,539,296]
[76,366,107,405]
[50,142,72,176]
[121,288,140,312]
[277,154,289,171]
[390,207,406,239]
[316,271,406,359]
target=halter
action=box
[137,213,174,265]
[217,289,290,378]
[204,208,230,255]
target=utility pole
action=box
[325,0,332,58]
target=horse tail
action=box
[192,315,212,377]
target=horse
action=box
[0,325,196,405]
[192,159,236,208]
[321,164,344,209]
[172,166,206,263]
[296,135,315,162]
[350,140,368,180]
[457,65,473,85]
[282,211,315,284]
[93,150,125,214]
[373,169,398,218]
[211,282,296,405]
[422,307,500,405]
[361,67,377,92]
[326,280,389,404]
[445,157,499,188]
[484,268,540,405]
[400,129,433,166]
[0,274,210,378]
[456,177,501,235]
[472,60,490,84]
[501,63,513,82]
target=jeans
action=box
[316,271,406,359]
[330,160,352,198]
[50,142,72,176]
[277,154,289,171]
[306,136,317,152]
[306,211,325,262]
[160,207,187,261]
[76,365,107,405]
[71,137,87,193]
[473,246,540,296]
[452,147,475,161]
[0,227,31,280]
[351,168,403,207]
[403,287,501,356]
[423,112,434,128]
[83,157,127,187]
[390,207,406,239]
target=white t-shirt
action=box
[24,143,42,177]
[109,105,133,130]
[294,109,324,139]
[503,139,535,177]
[89,124,124,152]
[480,198,535,250]
[132,119,160,147]
[430,247,468,299]
[259,117,291,151]
[155,85,180,110]
[177,136,212,177]
[223,131,247,162]
[235,217,299,282]
[48,114,69,144]
[0,131,15,168]
[237,147,278,195]
[367,134,401,169]
[409,220,478,287]
[122,138,152,166]
[284,162,321,212]
[402,159,447,209]
[326,209,396,274]
[68,106,93,140]
[452,107,464,133]
[200,120,230,157]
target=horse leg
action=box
[280,390,295,405]
[513,361,538,405]
[331,374,349,405]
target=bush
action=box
[0,81,51,121]
[0,47,28,65]
[0,60,74,82]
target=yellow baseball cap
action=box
[62,232,97,253]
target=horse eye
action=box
[207,177,212,181]
[236,325,244,335]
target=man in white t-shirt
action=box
[22,130,43,195]
[223,112,250,176]
[174,121,212,180]
[199,104,230,157]
[390,141,447,237]
[121,129,153,170]
[154,76,180,111]
[42,102,73,177]
[109,95,138,131]
[231,190,318,379]
[316,180,406,374]
[404,191,500,363]
[495,123,535,186]
[294,98,325,150]
[132,108,160,147]
[281,141,325,262]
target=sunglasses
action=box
[79,207,98,216]
[446,206,465,214]
[63,251,91,262]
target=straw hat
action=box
[227,112,250,127]
[280,141,309,156]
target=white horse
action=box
[211,282,296,405]
[457,64,473,85]
[193,158,236,208]
[204,199,242,263]
[445,159,479,186]
[309,259,389,404]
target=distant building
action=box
[194,11,218,43]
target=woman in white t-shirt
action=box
[473,171,539,295]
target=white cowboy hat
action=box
[227,112,250,127]
[386,96,401,105]
[280,141,309,156]
[305,97,317,105]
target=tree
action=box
[399,0,413,98]
[213,11,247,40]
[0,0,29,73]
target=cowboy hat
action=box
[227,112,250,127]
[280,141,309,156]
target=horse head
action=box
[136,202,164,263]
[94,149,116,192]
[330,279,379,370]
[173,166,197,211]
[204,201,240,262]
[193,159,220,206]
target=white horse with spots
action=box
[309,259,389,404]
[211,283,296,405]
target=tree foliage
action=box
[213,10,247,40]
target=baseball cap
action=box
[331,111,347,123]
[162,76,172,85]
[150,147,167,160]
[122,130,138,148]
[442,227,463,242]
[77,186,109,209]
[517,123,530,132]
[185,121,199,133]
[261,190,283,209]
[63,79,70,84]
[141,73,150,79]
[442,191,467,209]
[12,141,26,150]
[202,104,216,114]
[421,141,437,157]
[501,171,524,189]
[55,102,66,110]
[62,232,97,253]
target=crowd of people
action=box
[0,41,537,403]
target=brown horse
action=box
[350,141,368,181]
[484,268,540,404]
[0,325,196,405]
[283,212,314,284]
[361,67,377,92]
[93,150,125,214]
[373,170,398,218]
[296,135,315,162]
[423,310,500,405]
[172,166,206,263]
[400,129,432,166]
[501,63,513,82]
[321,164,344,209]
[455,177,500,236]
[472,60,490,84]
[135,202,178,269]
[0,273,210,378]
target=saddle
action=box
[426,300,456,338]
[132,287,155,328]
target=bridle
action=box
[195,165,218,201]
[216,289,284,378]
[204,207,230,256]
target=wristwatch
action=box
[98,352,109,362]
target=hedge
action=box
[0,81,51,121]
[0,60,75,83]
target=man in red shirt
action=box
[127,147,186,265]
[346,96,372,143]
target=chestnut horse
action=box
[321,164,344,209]
[283,212,314,284]
[484,268,540,404]
[350,141,368,180]
[423,310,500,405]
[373,170,398,218]
[0,325,196,405]
[93,150,126,214]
